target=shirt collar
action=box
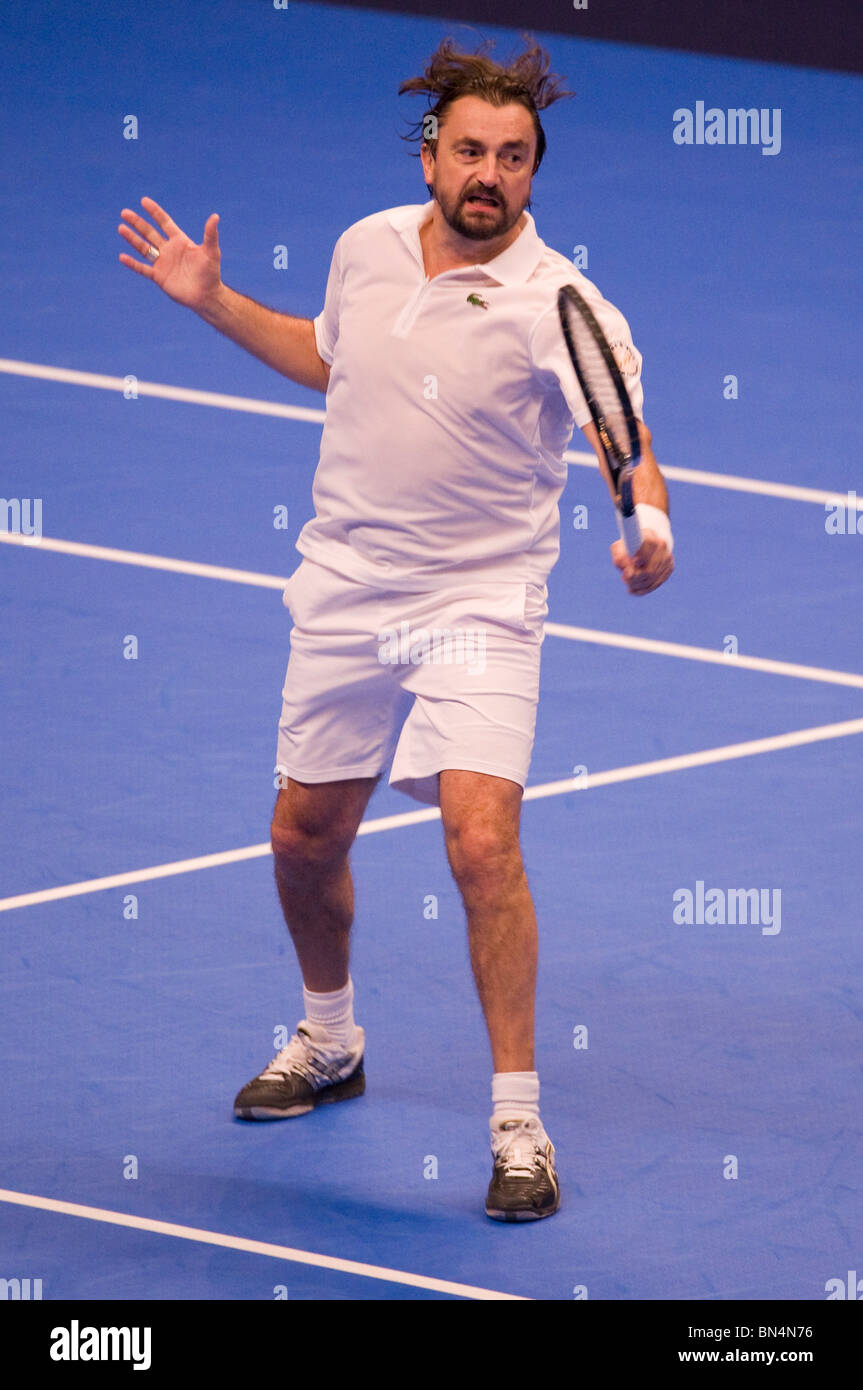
[385,202,545,285]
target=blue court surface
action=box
[1,1,861,1301]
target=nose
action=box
[476,152,499,185]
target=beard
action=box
[432,181,527,242]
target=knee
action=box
[270,817,352,875]
[445,824,522,890]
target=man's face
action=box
[420,94,537,242]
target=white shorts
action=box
[274,557,548,807]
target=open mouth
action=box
[465,194,499,208]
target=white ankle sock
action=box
[302,977,357,1052]
[492,1070,540,1123]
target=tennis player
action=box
[118,36,673,1222]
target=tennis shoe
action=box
[233,1020,365,1119]
[485,1114,560,1221]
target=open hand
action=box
[118,196,222,312]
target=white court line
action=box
[521,715,863,798]
[0,529,288,589]
[0,358,326,424]
[3,715,863,914]
[565,449,863,510]
[544,622,863,690]
[3,530,863,691]
[2,356,860,510]
[0,1187,526,1300]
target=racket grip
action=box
[617,506,642,556]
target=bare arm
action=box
[118,197,330,394]
[581,417,674,595]
[198,285,330,393]
[581,418,669,513]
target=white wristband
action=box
[617,503,673,552]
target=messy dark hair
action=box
[398,34,573,185]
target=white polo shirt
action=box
[297,201,644,592]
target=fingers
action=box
[203,212,220,246]
[623,551,674,593]
[119,204,163,243]
[624,560,673,595]
[119,206,165,248]
[118,251,155,279]
[609,535,674,594]
[117,220,162,261]
[139,195,182,238]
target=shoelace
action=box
[494,1120,544,1177]
[261,1030,346,1085]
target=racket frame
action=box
[557,283,643,554]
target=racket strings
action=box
[561,309,634,464]
[558,287,640,470]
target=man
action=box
[117,36,673,1223]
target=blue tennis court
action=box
[1,0,861,1301]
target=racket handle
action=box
[617,505,642,556]
[616,464,642,556]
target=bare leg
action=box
[439,770,537,1073]
[270,775,380,992]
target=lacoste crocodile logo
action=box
[467,293,490,310]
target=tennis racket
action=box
[557,283,642,555]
